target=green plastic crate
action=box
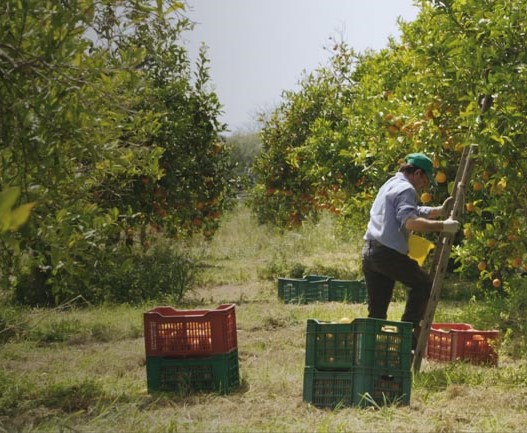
[303,366,411,409]
[277,276,330,304]
[304,275,332,282]
[351,366,412,407]
[303,367,354,409]
[328,280,368,303]
[353,318,413,371]
[146,349,239,394]
[305,319,355,370]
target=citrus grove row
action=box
[0,1,237,305]
[1,0,527,307]
[250,0,527,295]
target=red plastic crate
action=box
[427,323,499,365]
[144,304,237,357]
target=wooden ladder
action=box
[412,143,478,372]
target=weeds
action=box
[1,204,526,433]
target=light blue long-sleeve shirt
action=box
[364,172,433,254]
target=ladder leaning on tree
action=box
[412,143,478,372]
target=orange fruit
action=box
[473,181,483,191]
[433,158,441,169]
[492,278,501,288]
[421,192,432,204]
[435,171,447,184]
[465,202,475,212]
[387,125,399,136]
[477,261,487,272]
[511,258,522,268]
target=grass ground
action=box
[1,204,526,432]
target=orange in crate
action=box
[144,304,237,357]
[426,323,499,365]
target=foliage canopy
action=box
[0,0,237,305]
[251,0,527,293]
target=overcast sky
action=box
[183,0,420,133]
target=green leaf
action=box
[0,187,35,232]
[0,187,21,214]
[8,202,36,230]
[166,2,185,14]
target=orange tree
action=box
[100,13,236,240]
[250,42,367,229]
[0,1,236,305]
[251,0,527,293]
[392,0,527,291]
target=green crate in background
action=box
[146,349,239,394]
[277,276,330,304]
[328,280,368,303]
[305,319,355,370]
[353,318,413,371]
[303,366,411,409]
[304,274,332,282]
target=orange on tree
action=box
[387,124,399,136]
[511,257,522,268]
[477,261,487,272]
[435,171,447,184]
[486,239,497,248]
[420,192,432,204]
[492,278,501,288]
[465,202,475,212]
[473,181,483,191]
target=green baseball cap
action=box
[405,153,437,186]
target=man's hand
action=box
[442,218,460,234]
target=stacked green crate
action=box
[303,318,413,408]
[277,275,331,304]
[277,275,368,304]
[328,279,368,303]
[144,304,240,395]
[351,318,413,407]
[146,350,239,394]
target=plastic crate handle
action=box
[381,325,399,334]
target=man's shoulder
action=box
[384,173,414,193]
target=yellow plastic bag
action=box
[408,234,435,266]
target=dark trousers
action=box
[362,239,432,349]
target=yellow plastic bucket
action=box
[408,234,435,266]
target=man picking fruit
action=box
[362,153,460,350]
